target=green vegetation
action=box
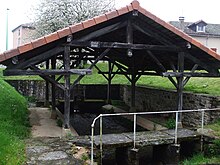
[206,119,220,137]
[182,153,220,165]
[0,78,30,164]
[165,118,176,129]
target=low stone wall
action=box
[6,80,220,127]
[6,80,121,101]
[121,85,220,127]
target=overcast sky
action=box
[0,0,219,53]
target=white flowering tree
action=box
[32,0,115,38]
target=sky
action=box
[0,0,220,53]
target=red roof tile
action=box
[94,14,108,24]
[4,48,20,60]
[32,37,47,48]
[45,32,60,43]
[106,10,118,20]
[57,27,72,38]
[131,0,140,10]
[70,23,84,33]
[117,7,129,16]
[82,19,96,29]
[18,43,34,54]
[0,54,6,62]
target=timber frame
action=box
[1,0,220,127]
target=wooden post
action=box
[51,57,57,119]
[107,61,112,104]
[127,19,136,110]
[131,73,136,109]
[64,44,71,128]
[44,60,50,107]
[177,52,184,123]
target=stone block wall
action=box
[5,80,220,127]
[121,85,220,127]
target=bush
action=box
[165,118,176,129]
[206,139,220,157]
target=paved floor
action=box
[26,107,88,165]
[29,107,64,137]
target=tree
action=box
[32,0,115,38]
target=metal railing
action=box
[90,108,220,165]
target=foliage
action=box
[182,153,220,165]
[206,139,220,157]
[205,119,220,137]
[32,0,115,38]
[0,78,30,164]
[56,118,63,127]
[165,118,176,129]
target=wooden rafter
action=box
[69,41,181,52]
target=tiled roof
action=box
[169,21,220,36]
[1,0,220,64]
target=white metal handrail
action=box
[90,108,220,165]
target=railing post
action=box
[100,115,103,164]
[201,109,205,152]
[175,111,179,144]
[133,114,137,149]
[91,125,94,165]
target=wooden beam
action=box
[9,46,64,69]
[89,60,108,80]
[177,52,184,122]
[45,60,50,106]
[132,21,173,45]
[107,61,112,104]
[147,51,177,88]
[63,44,71,128]
[3,69,92,76]
[183,64,198,87]
[69,41,181,52]
[76,21,127,42]
[51,57,57,119]
[162,72,220,77]
[184,52,218,74]
[70,47,112,91]
[29,65,65,91]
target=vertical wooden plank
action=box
[44,60,50,107]
[177,52,184,123]
[51,57,57,119]
[64,44,71,128]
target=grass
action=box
[0,77,30,164]
[205,119,220,137]
[182,153,220,165]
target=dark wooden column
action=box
[127,19,136,109]
[177,52,184,123]
[44,60,50,107]
[51,57,57,119]
[63,44,71,128]
[107,61,112,104]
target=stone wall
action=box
[6,80,121,101]
[121,85,220,126]
[6,80,220,127]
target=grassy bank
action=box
[0,78,30,164]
